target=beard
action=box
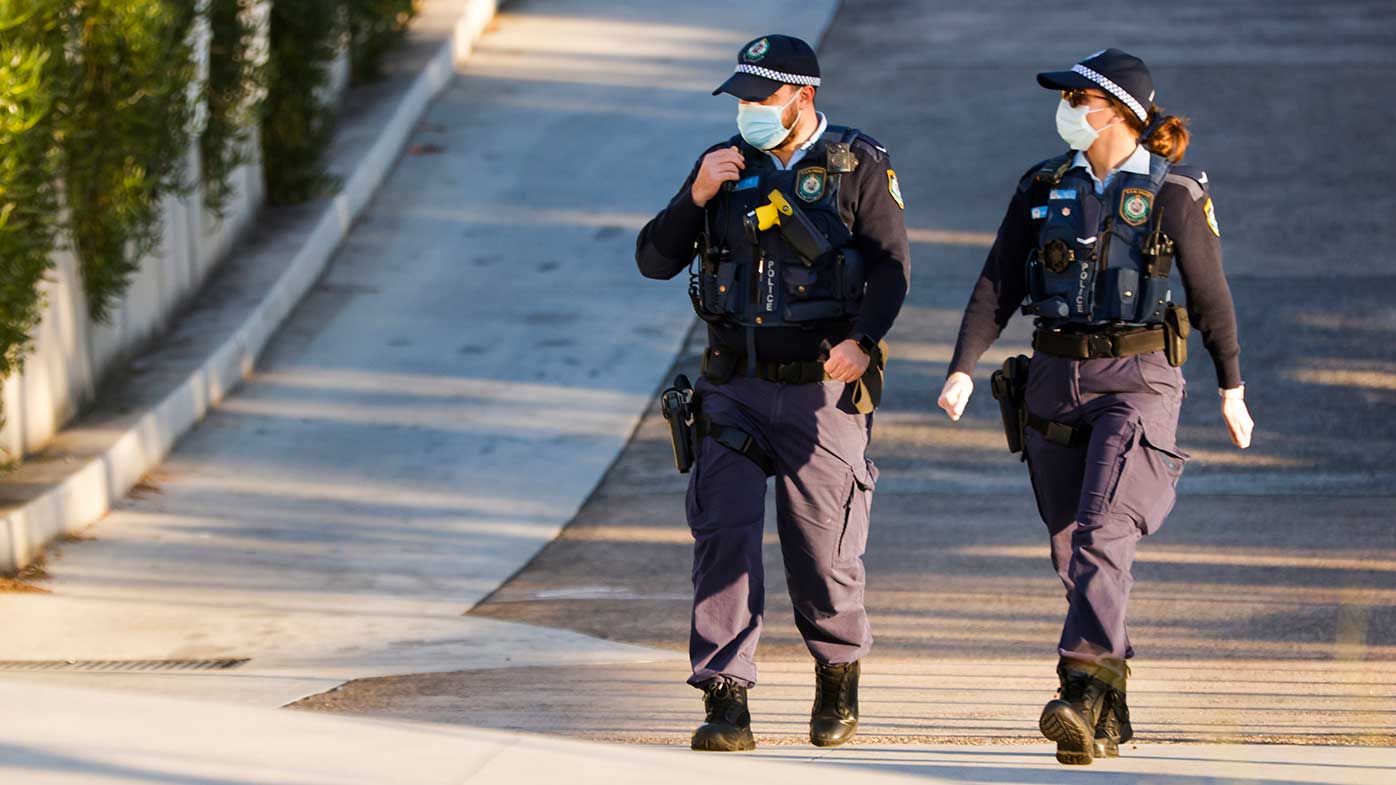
[772,101,804,149]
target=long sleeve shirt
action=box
[636,122,911,364]
[948,152,1242,389]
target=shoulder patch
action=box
[1204,197,1220,237]
[886,169,904,209]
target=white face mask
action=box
[1055,98,1119,151]
[736,91,802,151]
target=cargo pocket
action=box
[685,439,707,527]
[835,458,877,564]
[1115,431,1189,536]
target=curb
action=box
[0,0,500,573]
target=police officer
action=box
[936,49,1255,766]
[636,34,910,752]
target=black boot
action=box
[1093,681,1134,759]
[691,681,755,752]
[1039,662,1118,765]
[810,661,859,747]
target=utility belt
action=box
[701,341,887,415]
[658,340,888,477]
[1033,304,1190,366]
[988,355,1092,456]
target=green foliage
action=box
[58,1,201,323]
[202,0,263,218]
[0,1,64,385]
[0,0,420,458]
[346,0,418,83]
[261,0,344,205]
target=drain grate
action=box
[0,658,250,673]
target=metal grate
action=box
[0,658,249,673]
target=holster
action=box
[1163,303,1190,368]
[660,374,699,473]
[989,355,1031,455]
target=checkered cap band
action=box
[733,63,821,87]
[1071,63,1148,122]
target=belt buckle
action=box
[1086,334,1114,358]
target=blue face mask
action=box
[736,91,801,151]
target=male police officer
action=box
[636,35,910,752]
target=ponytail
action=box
[1106,96,1191,163]
[1142,104,1190,163]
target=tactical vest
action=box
[1024,151,1175,327]
[690,126,865,331]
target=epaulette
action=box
[1163,164,1210,201]
[1018,151,1073,192]
[846,131,887,164]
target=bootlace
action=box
[815,664,853,718]
[705,683,746,725]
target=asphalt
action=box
[296,0,1396,756]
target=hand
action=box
[938,372,973,421]
[690,146,745,207]
[1221,394,1254,449]
[824,339,871,383]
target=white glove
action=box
[938,372,973,421]
[1220,387,1254,449]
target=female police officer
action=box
[936,49,1254,766]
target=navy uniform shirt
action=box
[635,122,911,364]
[948,149,1243,389]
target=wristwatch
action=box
[849,333,878,357]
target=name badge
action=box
[1049,188,1077,201]
[732,176,759,192]
[1030,206,1049,220]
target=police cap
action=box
[1037,48,1154,123]
[713,34,821,101]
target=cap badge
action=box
[886,169,904,209]
[745,38,770,62]
[1120,188,1151,226]
[796,166,826,202]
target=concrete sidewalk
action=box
[0,0,834,707]
[4,680,1391,785]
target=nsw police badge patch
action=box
[1204,197,1221,237]
[745,38,769,61]
[887,169,905,209]
[1120,188,1151,226]
[796,167,826,202]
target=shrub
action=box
[58,1,201,322]
[346,0,418,83]
[260,0,343,205]
[202,0,265,218]
[0,1,65,411]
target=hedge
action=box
[0,0,420,460]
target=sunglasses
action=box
[1062,89,1108,108]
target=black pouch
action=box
[701,346,739,384]
[1163,304,1190,368]
[847,340,889,415]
